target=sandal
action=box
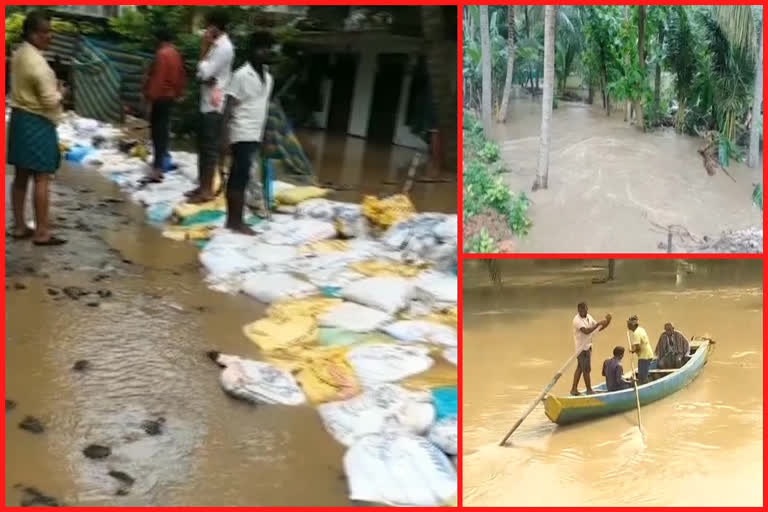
[9,227,34,240]
[139,175,164,185]
[184,188,201,198]
[33,236,68,246]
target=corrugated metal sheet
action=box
[72,37,122,123]
[87,39,152,114]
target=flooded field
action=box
[495,97,761,252]
[463,259,763,506]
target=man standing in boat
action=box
[627,315,654,384]
[571,302,612,396]
[655,322,690,369]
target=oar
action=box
[499,351,579,446]
[626,331,644,436]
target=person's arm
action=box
[219,71,242,151]
[678,332,690,355]
[198,40,233,85]
[35,65,63,111]
[174,52,187,100]
[655,334,665,358]
[580,314,611,335]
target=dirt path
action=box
[495,98,762,253]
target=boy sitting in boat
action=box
[602,346,634,392]
[655,323,690,369]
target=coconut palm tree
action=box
[480,5,492,134]
[497,6,516,123]
[533,5,556,191]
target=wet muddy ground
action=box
[5,131,455,506]
[462,259,763,506]
[493,97,762,253]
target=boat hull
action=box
[544,339,712,425]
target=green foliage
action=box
[478,140,500,163]
[466,229,499,253]
[717,133,741,167]
[752,183,762,211]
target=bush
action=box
[478,140,500,163]
[466,228,499,253]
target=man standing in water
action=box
[571,302,612,396]
[220,31,275,234]
[8,11,66,246]
[627,315,654,384]
[186,8,234,203]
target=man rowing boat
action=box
[571,302,612,396]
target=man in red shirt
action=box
[142,27,186,183]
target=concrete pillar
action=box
[347,50,377,137]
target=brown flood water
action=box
[463,259,763,507]
[5,134,455,506]
[494,96,761,252]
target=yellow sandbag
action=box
[400,363,457,392]
[266,297,342,321]
[275,186,329,206]
[298,239,350,255]
[361,194,415,228]
[243,315,318,352]
[173,195,227,220]
[267,346,360,404]
[161,225,214,241]
[349,260,426,278]
[402,307,458,327]
[130,144,149,161]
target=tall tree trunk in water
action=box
[497,6,517,123]
[533,5,556,191]
[607,259,615,280]
[480,5,493,135]
[588,82,594,104]
[749,25,763,168]
[486,260,502,288]
[421,6,457,172]
[624,5,631,123]
[633,5,646,131]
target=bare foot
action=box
[227,224,257,236]
[186,192,216,204]
[184,187,201,198]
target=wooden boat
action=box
[544,337,713,425]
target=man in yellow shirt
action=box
[627,315,654,384]
[7,11,66,245]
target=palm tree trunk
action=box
[421,6,457,172]
[480,5,492,135]
[749,25,763,168]
[624,5,631,123]
[497,6,516,123]
[655,29,664,110]
[533,5,556,191]
[633,6,646,131]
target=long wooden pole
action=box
[499,350,579,446]
[626,331,644,434]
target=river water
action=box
[494,96,762,252]
[5,131,454,506]
[462,259,763,507]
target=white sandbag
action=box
[382,320,457,347]
[428,418,457,455]
[343,433,457,506]
[319,302,391,332]
[241,272,317,304]
[262,219,336,246]
[413,271,457,305]
[199,247,264,278]
[241,243,298,266]
[346,344,433,386]
[442,347,458,366]
[212,353,306,405]
[342,277,414,315]
[317,384,435,447]
[295,199,368,238]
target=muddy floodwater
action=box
[463,259,763,507]
[495,96,761,252]
[5,133,454,506]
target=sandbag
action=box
[401,365,457,392]
[431,387,457,420]
[343,433,457,507]
[267,347,360,404]
[262,219,336,246]
[318,328,398,347]
[199,246,264,278]
[412,271,458,305]
[275,185,328,205]
[267,297,341,321]
[162,225,215,241]
[295,198,369,239]
[349,260,426,278]
[382,320,457,347]
[317,384,435,447]
[213,353,306,406]
[242,315,317,351]
[428,418,457,456]
[346,344,434,386]
[442,347,457,366]
[299,239,350,254]
[319,302,392,333]
[241,272,317,304]
[361,194,415,228]
[174,196,226,219]
[342,277,414,315]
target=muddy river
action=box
[494,96,762,252]
[462,259,763,507]
[5,132,454,506]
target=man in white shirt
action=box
[219,31,275,235]
[571,302,612,396]
[186,8,235,204]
